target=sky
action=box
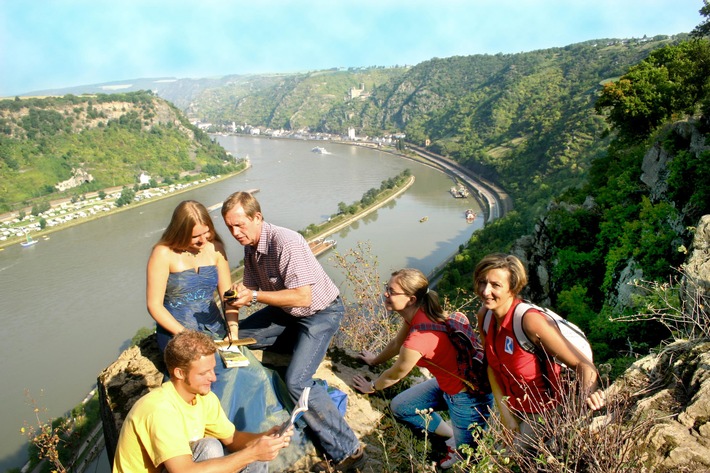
[0,0,704,97]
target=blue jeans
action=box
[188,437,267,473]
[390,378,493,447]
[238,298,360,462]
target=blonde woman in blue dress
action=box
[147,200,238,351]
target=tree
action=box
[595,39,710,139]
[115,187,136,207]
[691,0,710,38]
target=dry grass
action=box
[329,245,679,472]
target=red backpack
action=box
[411,312,491,395]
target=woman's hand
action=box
[357,350,377,366]
[586,389,606,411]
[352,374,376,394]
[223,324,239,343]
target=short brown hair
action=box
[221,191,261,219]
[473,253,528,297]
[164,330,217,375]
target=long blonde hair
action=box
[157,200,223,252]
[391,268,446,323]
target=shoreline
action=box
[1,135,505,252]
[0,167,249,251]
[306,174,414,242]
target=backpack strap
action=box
[411,317,485,394]
[411,322,446,334]
[482,309,493,335]
[484,301,546,354]
[511,301,539,354]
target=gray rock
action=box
[97,334,165,466]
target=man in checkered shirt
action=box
[221,191,365,472]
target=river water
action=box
[0,136,482,471]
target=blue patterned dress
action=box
[156,265,226,351]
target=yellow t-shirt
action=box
[112,381,236,473]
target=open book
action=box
[217,345,250,368]
[278,386,310,435]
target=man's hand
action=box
[224,283,253,309]
[247,427,293,462]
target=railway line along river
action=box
[0,136,489,472]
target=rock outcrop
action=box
[55,167,95,192]
[600,212,710,472]
[609,339,710,472]
[97,337,385,472]
[97,335,165,465]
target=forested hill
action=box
[436,32,710,378]
[0,91,238,212]
[187,35,686,212]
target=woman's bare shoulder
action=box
[149,243,173,258]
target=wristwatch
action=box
[251,290,258,305]
[370,381,377,392]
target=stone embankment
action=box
[405,144,512,223]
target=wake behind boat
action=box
[207,189,259,212]
[311,146,330,154]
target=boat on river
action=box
[465,209,476,223]
[420,216,429,223]
[309,237,337,256]
[311,146,329,154]
[20,232,38,247]
[450,185,469,198]
[207,189,259,212]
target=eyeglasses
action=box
[383,283,408,297]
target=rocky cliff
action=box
[602,213,710,472]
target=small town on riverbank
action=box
[0,174,226,250]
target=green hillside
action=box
[2,28,708,379]
[186,67,408,130]
[190,36,686,214]
[0,91,238,213]
[436,34,710,377]
[185,30,710,376]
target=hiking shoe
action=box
[439,438,462,470]
[311,445,366,472]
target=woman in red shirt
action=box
[474,253,605,452]
[352,268,492,469]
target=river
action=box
[0,136,483,471]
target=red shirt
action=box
[403,308,465,395]
[484,299,558,413]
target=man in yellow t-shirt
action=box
[112,330,293,473]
